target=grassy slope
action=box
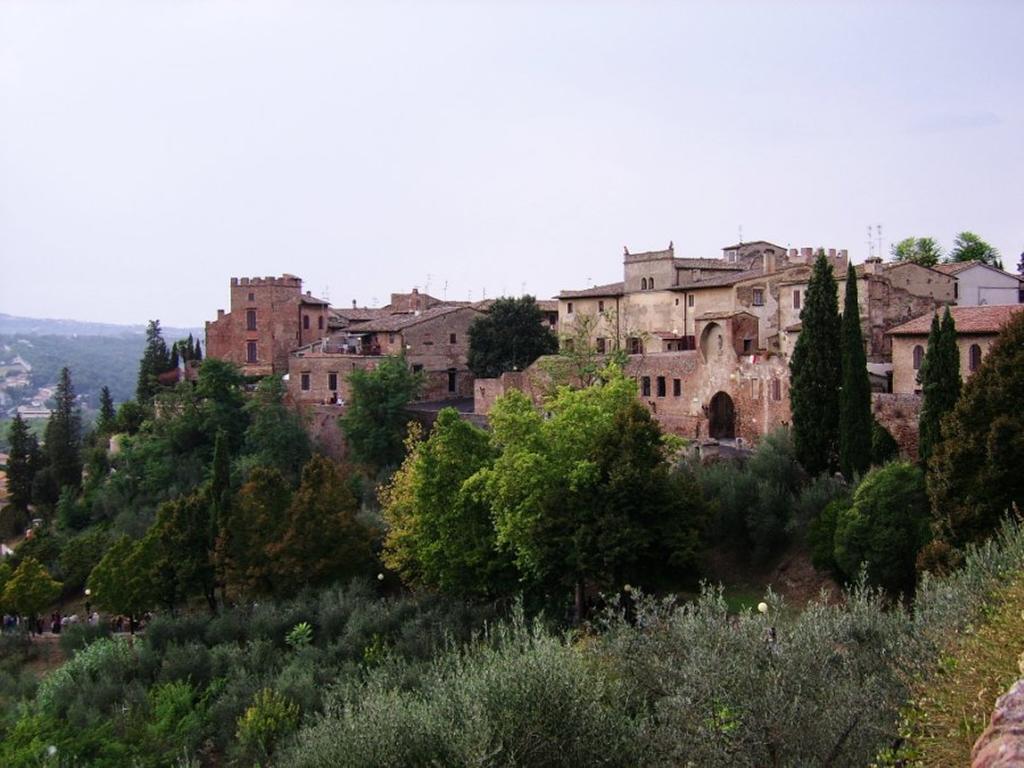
[887,575,1024,767]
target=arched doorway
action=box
[708,391,735,439]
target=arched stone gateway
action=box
[708,391,736,440]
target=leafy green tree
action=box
[949,231,1002,268]
[137,320,172,404]
[58,529,112,596]
[43,366,83,493]
[97,386,117,436]
[918,308,961,464]
[789,251,842,476]
[833,461,931,594]
[238,377,311,483]
[269,455,374,590]
[341,355,423,469]
[467,296,558,378]
[482,367,702,619]
[152,491,218,612]
[0,561,11,612]
[890,236,942,267]
[2,557,62,619]
[381,408,513,596]
[6,414,39,510]
[217,467,292,596]
[928,310,1024,547]
[87,535,159,622]
[116,400,148,435]
[56,486,89,531]
[839,264,873,479]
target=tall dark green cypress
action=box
[918,307,960,463]
[789,251,842,476]
[839,264,873,479]
[137,319,171,404]
[6,414,38,510]
[194,340,203,362]
[97,386,116,435]
[169,343,180,370]
[44,366,83,492]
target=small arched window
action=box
[641,278,648,290]
[912,345,924,370]
[969,344,982,372]
[649,276,655,289]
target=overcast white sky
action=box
[1,1,1021,327]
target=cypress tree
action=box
[838,264,873,479]
[44,366,83,493]
[186,333,196,361]
[137,320,171,404]
[789,251,842,476]
[194,340,203,362]
[97,386,117,435]
[169,343,180,370]
[6,414,38,510]
[918,307,960,463]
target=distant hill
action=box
[0,312,202,340]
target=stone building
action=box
[481,240,955,446]
[933,260,1024,306]
[287,305,484,406]
[205,275,330,376]
[888,304,1024,395]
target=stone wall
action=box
[871,392,922,459]
[972,678,1024,768]
[476,349,792,445]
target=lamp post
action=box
[84,588,92,616]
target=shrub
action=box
[144,680,207,757]
[280,614,645,768]
[833,462,931,593]
[59,621,111,656]
[236,688,300,764]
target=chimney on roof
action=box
[412,287,419,295]
[352,299,357,309]
[864,256,883,275]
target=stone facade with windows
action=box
[888,305,1024,394]
[205,274,329,376]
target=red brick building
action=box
[205,274,329,376]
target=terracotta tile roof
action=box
[352,305,482,333]
[559,282,625,299]
[720,240,787,251]
[671,267,765,289]
[330,307,391,322]
[672,258,745,271]
[888,305,1024,336]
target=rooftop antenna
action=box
[468,289,473,301]
[425,273,432,295]
[876,224,883,260]
[586,275,593,287]
[738,224,743,245]
[520,281,526,296]
[442,280,448,300]
[867,225,875,259]
[482,287,487,300]
[322,284,330,303]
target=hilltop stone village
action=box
[204,239,1024,458]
